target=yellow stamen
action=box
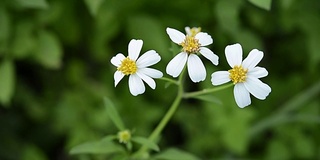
[180,36,200,54]
[117,57,137,75]
[228,65,248,84]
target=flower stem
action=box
[132,69,185,158]
[183,83,233,98]
[159,77,179,85]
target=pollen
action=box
[118,57,137,75]
[180,36,200,54]
[228,65,248,84]
[118,130,131,144]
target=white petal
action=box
[185,26,191,35]
[139,68,163,78]
[242,49,263,69]
[114,71,125,87]
[234,83,251,108]
[128,74,145,96]
[248,67,268,78]
[199,47,219,65]
[166,52,188,77]
[195,32,213,46]
[187,54,206,82]
[225,43,243,68]
[166,27,185,44]
[211,71,230,85]
[128,39,143,61]
[244,77,271,100]
[111,53,125,67]
[137,71,156,89]
[136,50,161,68]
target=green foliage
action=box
[1,0,320,159]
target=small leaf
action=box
[14,0,49,9]
[192,95,222,105]
[248,0,272,10]
[104,97,125,131]
[132,136,160,152]
[0,59,15,105]
[70,139,123,155]
[34,30,62,69]
[83,0,104,16]
[153,148,200,160]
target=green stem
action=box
[183,83,233,98]
[133,69,185,158]
[159,77,179,85]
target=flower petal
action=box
[166,52,188,77]
[137,71,156,89]
[128,74,145,96]
[248,67,268,78]
[244,77,271,100]
[242,49,263,69]
[187,54,206,82]
[195,32,213,46]
[225,43,243,68]
[111,53,125,67]
[136,50,161,68]
[128,39,143,61]
[166,27,185,44]
[211,71,230,85]
[139,68,163,78]
[234,83,251,108]
[185,26,191,35]
[114,71,125,87]
[199,47,219,65]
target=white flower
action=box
[165,27,219,83]
[211,43,271,108]
[111,39,163,96]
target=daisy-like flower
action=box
[111,39,163,96]
[166,27,219,82]
[211,43,271,108]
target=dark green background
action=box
[0,0,320,159]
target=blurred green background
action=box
[1,0,320,159]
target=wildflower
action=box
[111,39,163,96]
[166,27,219,82]
[211,43,271,108]
[118,130,131,144]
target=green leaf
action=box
[132,136,160,152]
[14,0,49,9]
[0,6,10,43]
[84,0,104,16]
[70,139,123,155]
[153,148,200,160]
[248,0,272,10]
[192,95,222,105]
[104,97,125,131]
[0,59,15,105]
[34,30,62,69]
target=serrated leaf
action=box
[132,136,160,152]
[104,97,125,131]
[248,0,272,10]
[84,0,104,16]
[0,59,15,105]
[70,140,123,155]
[34,30,62,69]
[14,0,49,9]
[153,148,200,160]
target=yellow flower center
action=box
[228,65,248,84]
[180,36,200,54]
[117,57,137,75]
[189,27,201,37]
[118,130,131,143]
